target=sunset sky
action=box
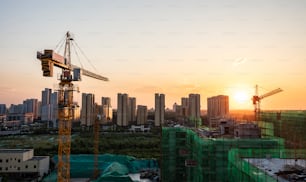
[0,0,306,110]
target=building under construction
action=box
[161,111,306,182]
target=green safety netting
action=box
[162,128,284,182]
[43,154,158,182]
[162,111,306,182]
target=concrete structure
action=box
[117,93,129,126]
[155,93,165,126]
[245,158,306,182]
[136,105,147,125]
[234,123,261,138]
[207,95,229,128]
[0,149,49,181]
[81,93,95,127]
[188,94,201,119]
[101,97,112,123]
[128,97,136,124]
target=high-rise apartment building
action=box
[181,97,189,117]
[41,88,51,106]
[117,93,129,126]
[0,104,7,115]
[207,95,229,128]
[23,99,38,119]
[188,94,201,119]
[155,93,165,126]
[101,97,112,123]
[81,93,95,127]
[137,105,147,125]
[41,88,58,127]
[128,97,136,123]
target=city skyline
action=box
[1,1,306,110]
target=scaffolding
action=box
[260,111,306,150]
[162,127,284,182]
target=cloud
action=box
[232,58,247,67]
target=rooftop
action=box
[245,158,306,182]
[0,149,32,153]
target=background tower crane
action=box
[252,85,283,121]
[37,31,108,182]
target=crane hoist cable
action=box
[71,41,84,69]
[54,34,66,53]
[73,40,99,73]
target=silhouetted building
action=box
[207,95,229,128]
[0,104,7,115]
[137,105,147,125]
[117,93,129,126]
[181,97,189,117]
[128,97,136,124]
[155,93,165,126]
[101,97,112,123]
[188,94,201,119]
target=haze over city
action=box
[1,0,306,110]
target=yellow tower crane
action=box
[252,85,283,121]
[37,31,108,182]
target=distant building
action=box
[234,123,261,138]
[117,93,129,126]
[41,88,58,127]
[207,95,229,128]
[181,97,189,117]
[137,105,147,125]
[81,93,95,127]
[72,104,80,122]
[8,104,23,114]
[128,97,136,124]
[155,93,165,126]
[23,99,38,119]
[0,104,7,115]
[188,94,201,119]
[41,88,51,106]
[101,97,112,123]
[0,149,49,181]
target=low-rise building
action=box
[0,149,49,181]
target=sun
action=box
[234,91,248,104]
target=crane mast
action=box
[37,31,108,182]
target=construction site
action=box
[161,111,306,182]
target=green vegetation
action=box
[0,132,161,160]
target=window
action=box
[6,159,8,163]
[25,165,28,168]
[17,167,20,171]
[0,167,2,171]
[5,167,8,171]
[18,159,21,163]
[34,165,37,168]
[0,159,2,163]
